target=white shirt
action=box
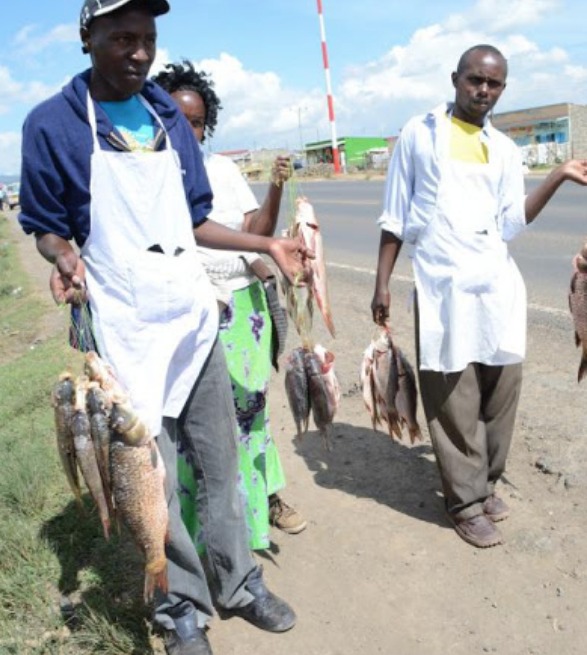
[377,103,526,244]
[197,152,260,302]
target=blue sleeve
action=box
[18,97,93,247]
[19,111,74,240]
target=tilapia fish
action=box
[303,345,341,448]
[569,251,587,382]
[361,329,422,444]
[371,330,402,440]
[71,375,112,539]
[86,382,114,517]
[51,351,169,604]
[395,349,422,443]
[285,197,335,340]
[110,403,169,602]
[84,350,128,402]
[284,347,311,437]
[51,372,81,505]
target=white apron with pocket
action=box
[81,93,217,435]
[412,133,526,373]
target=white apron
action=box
[81,93,217,435]
[412,136,526,373]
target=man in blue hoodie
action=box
[19,1,304,653]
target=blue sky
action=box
[1,0,587,175]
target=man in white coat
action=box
[371,44,587,548]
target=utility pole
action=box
[298,106,305,153]
[316,0,341,173]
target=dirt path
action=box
[8,211,587,655]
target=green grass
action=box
[0,215,159,654]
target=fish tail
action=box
[144,559,168,603]
[408,426,423,444]
[324,312,336,338]
[391,421,403,440]
[99,515,111,541]
[321,425,333,451]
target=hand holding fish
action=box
[268,236,314,286]
[50,252,87,306]
[371,288,390,326]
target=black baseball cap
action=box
[80,0,170,29]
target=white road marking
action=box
[327,261,570,318]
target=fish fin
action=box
[578,356,587,382]
[575,331,581,347]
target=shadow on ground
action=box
[293,422,447,528]
[40,495,155,654]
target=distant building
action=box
[304,136,390,170]
[492,103,587,165]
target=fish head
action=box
[52,374,75,407]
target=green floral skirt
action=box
[178,280,286,551]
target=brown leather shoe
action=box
[483,494,510,522]
[450,513,503,548]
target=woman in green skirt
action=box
[153,61,306,550]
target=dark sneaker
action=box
[163,628,212,655]
[483,494,510,522]
[228,566,296,632]
[268,494,307,534]
[450,513,503,548]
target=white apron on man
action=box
[410,114,526,373]
[81,93,217,436]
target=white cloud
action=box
[3,0,587,173]
[13,23,79,56]
[334,0,587,137]
[155,51,333,151]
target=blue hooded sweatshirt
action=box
[18,69,212,247]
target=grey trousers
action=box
[153,338,256,631]
[418,361,522,519]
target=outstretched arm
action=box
[525,159,587,224]
[242,156,291,236]
[371,230,403,325]
[194,219,312,284]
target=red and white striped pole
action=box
[317,0,341,174]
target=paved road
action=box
[255,177,587,317]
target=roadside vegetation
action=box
[0,214,159,654]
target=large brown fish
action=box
[284,347,311,438]
[110,401,169,602]
[71,375,112,539]
[569,252,587,382]
[51,372,82,505]
[292,197,335,338]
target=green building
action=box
[304,136,389,170]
